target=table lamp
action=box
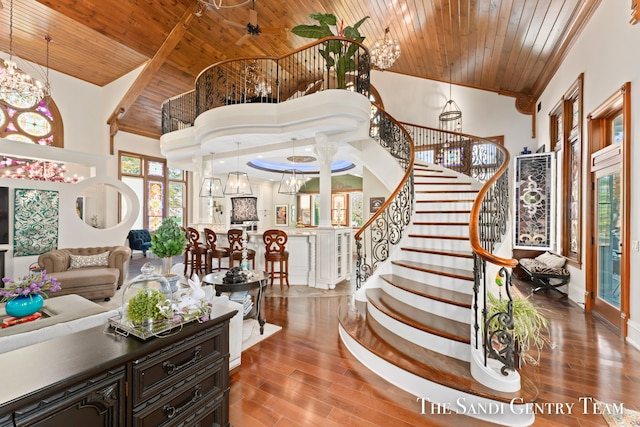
[230,197,259,270]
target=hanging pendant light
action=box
[224,142,253,196]
[0,0,45,106]
[278,138,307,195]
[199,154,224,198]
[439,64,462,133]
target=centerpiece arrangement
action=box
[109,263,213,340]
[1,271,61,317]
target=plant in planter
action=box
[291,13,369,89]
[486,291,555,367]
[150,217,188,283]
[126,288,166,326]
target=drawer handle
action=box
[163,385,202,419]
[162,346,202,375]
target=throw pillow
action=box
[69,251,110,269]
[535,252,565,268]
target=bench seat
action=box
[519,254,570,297]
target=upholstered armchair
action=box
[127,229,152,257]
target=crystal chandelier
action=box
[0,0,45,106]
[278,138,306,195]
[370,28,401,71]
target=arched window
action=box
[0,89,64,147]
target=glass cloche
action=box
[109,262,177,339]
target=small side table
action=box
[202,270,267,334]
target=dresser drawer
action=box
[131,322,227,405]
[132,357,226,427]
[169,391,227,427]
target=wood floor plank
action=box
[223,273,640,427]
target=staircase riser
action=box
[415,193,477,201]
[414,212,470,222]
[368,303,470,361]
[391,265,474,294]
[404,237,473,253]
[399,251,474,269]
[380,282,471,322]
[410,225,470,237]
[416,201,474,210]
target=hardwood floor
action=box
[230,279,640,426]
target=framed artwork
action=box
[14,189,59,256]
[275,204,288,226]
[332,194,348,226]
[513,152,555,250]
[76,196,85,221]
[370,197,385,213]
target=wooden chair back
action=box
[263,229,288,254]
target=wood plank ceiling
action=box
[0,0,601,139]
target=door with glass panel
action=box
[592,163,622,326]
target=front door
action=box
[592,163,622,327]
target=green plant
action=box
[291,13,369,88]
[150,217,188,259]
[126,288,165,325]
[486,292,555,366]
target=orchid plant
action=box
[0,270,61,303]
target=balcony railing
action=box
[161,37,370,134]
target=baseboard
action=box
[627,319,640,351]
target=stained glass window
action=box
[148,161,164,177]
[0,80,62,147]
[148,181,164,231]
[121,155,142,175]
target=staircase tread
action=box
[416,189,478,193]
[367,288,469,343]
[380,273,472,308]
[416,210,471,214]
[417,199,473,203]
[401,246,474,259]
[392,259,474,280]
[412,221,470,226]
[338,299,539,404]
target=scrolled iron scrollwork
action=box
[483,267,515,375]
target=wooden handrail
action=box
[469,143,518,268]
[354,103,415,243]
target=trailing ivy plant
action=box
[291,13,369,88]
[486,292,555,366]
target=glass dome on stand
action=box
[108,262,177,340]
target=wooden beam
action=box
[106,0,199,146]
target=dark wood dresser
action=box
[0,305,237,427]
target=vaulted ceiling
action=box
[0,0,601,139]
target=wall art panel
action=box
[13,189,59,256]
[513,153,555,250]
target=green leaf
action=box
[291,24,333,39]
[343,16,369,40]
[308,13,337,26]
[327,39,343,55]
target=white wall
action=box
[371,70,534,157]
[534,1,640,347]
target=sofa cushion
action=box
[69,251,110,269]
[535,251,566,268]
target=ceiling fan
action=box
[223,1,283,46]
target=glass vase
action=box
[5,294,44,318]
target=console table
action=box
[0,305,237,427]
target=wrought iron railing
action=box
[161,37,370,134]
[400,122,517,372]
[354,105,414,289]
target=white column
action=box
[314,134,338,227]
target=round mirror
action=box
[75,183,124,229]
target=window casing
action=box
[549,74,583,265]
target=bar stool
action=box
[263,229,289,290]
[227,228,256,269]
[184,227,207,278]
[203,228,230,272]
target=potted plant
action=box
[291,13,369,89]
[486,292,555,367]
[0,271,61,317]
[150,217,188,288]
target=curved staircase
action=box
[339,162,537,426]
